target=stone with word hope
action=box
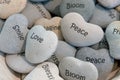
[60,0,95,21]
[35,17,63,40]
[29,0,48,2]
[6,54,36,74]
[89,5,119,28]
[98,0,120,8]
[105,21,120,59]
[76,47,114,80]
[59,57,98,80]
[0,14,28,54]
[0,0,27,19]
[0,19,4,32]
[22,1,51,28]
[48,41,76,65]
[61,12,104,47]
[25,25,58,64]
[24,62,64,80]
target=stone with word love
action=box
[6,54,36,73]
[59,57,98,80]
[24,62,64,80]
[0,14,28,54]
[29,0,48,2]
[61,12,104,47]
[0,0,27,19]
[89,5,119,28]
[76,47,114,80]
[48,41,76,65]
[105,21,120,59]
[35,17,63,40]
[25,25,58,64]
[60,0,95,21]
[22,1,51,28]
[98,0,120,8]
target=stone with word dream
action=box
[76,47,114,80]
[22,1,51,28]
[0,19,4,32]
[60,0,95,21]
[44,0,62,16]
[6,54,36,74]
[0,0,27,19]
[48,41,76,65]
[24,62,64,80]
[89,5,119,28]
[35,17,63,40]
[59,57,98,80]
[98,0,120,8]
[0,14,28,54]
[25,25,58,64]
[61,12,104,47]
[29,0,48,2]
[105,21,120,59]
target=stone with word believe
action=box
[0,14,28,54]
[6,54,36,73]
[35,17,63,40]
[25,25,58,64]
[48,41,76,65]
[105,21,120,59]
[60,0,95,21]
[76,47,114,80]
[59,57,98,80]
[61,12,104,47]
[0,0,27,19]
[89,5,119,28]
[22,1,51,28]
[24,62,64,80]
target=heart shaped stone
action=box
[76,47,114,80]
[48,41,76,65]
[61,12,104,47]
[35,17,63,40]
[25,25,58,64]
[105,21,120,59]
[60,0,95,21]
[0,0,27,19]
[89,5,119,28]
[59,57,98,80]
[6,54,36,73]
[22,1,51,28]
[98,0,120,8]
[0,14,28,54]
[24,62,64,80]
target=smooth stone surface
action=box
[115,6,120,12]
[25,25,58,64]
[59,57,98,80]
[48,41,76,65]
[105,21,120,59]
[0,14,28,54]
[22,2,51,28]
[76,47,114,80]
[0,19,4,32]
[35,17,63,40]
[30,0,48,2]
[98,0,120,8]
[89,5,119,28]
[44,0,62,16]
[61,12,104,47]
[60,0,95,21]
[6,54,36,73]
[21,74,28,80]
[0,52,20,80]
[0,0,27,19]
[24,62,64,80]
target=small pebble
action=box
[25,25,58,64]
[24,62,64,80]
[0,14,28,54]
[76,47,114,80]
[61,12,104,47]
[59,57,98,80]
[105,21,120,59]
[0,0,27,19]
